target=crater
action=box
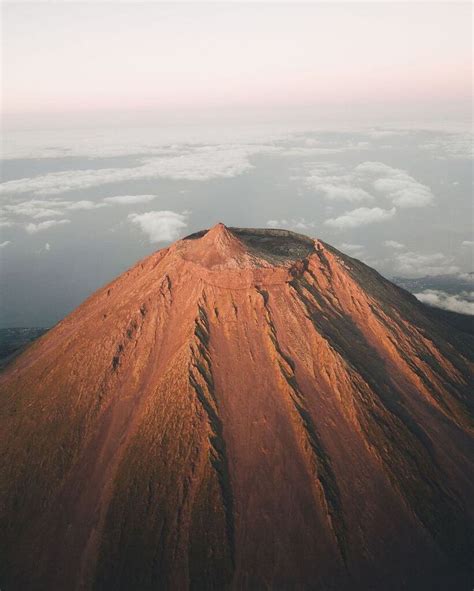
[183,226,316,265]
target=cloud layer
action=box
[415,289,474,315]
[0,145,275,196]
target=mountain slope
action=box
[0,224,473,591]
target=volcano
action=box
[1,224,473,591]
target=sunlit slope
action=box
[1,224,473,591]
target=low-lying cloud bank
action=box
[0,145,276,196]
[415,289,474,315]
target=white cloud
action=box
[355,161,434,207]
[300,160,432,209]
[0,145,275,196]
[415,290,474,315]
[0,199,106,226]
[103,194,158,205]
[0,240,11,249]
[25,219,71,234]
[384,240,405,249]
[303,164,373,203]
[66,200,108,210]
[461,240,474,247]
[1,132,185,160]
[266,218,315,231]
[1,126,287,161]
[45,242,51,251]
[281,136,371,158]
[324,207,396,229]
[310,182,372,202]
[1,201,64,219]
[419,132,473,160]
[374,178,432,207]
[394,251,460,277]
[128,210,188,243]
[457,273,474,282]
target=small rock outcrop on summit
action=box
[1,224,473,591]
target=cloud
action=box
[1,201,64,219]
[45,242,51,251]
[324,207,396,229]
[415,290,474,315]
[128,210,188,243]
[384,240,405,249]
[281,136,371,158]
[0,145,275,196]
[25,219,71,234]
[419,132,473,160]
[266,218,316,231]
[0,240,11,249]
[0,199,106,225]
[103,194,158,205]
[462,240,474,247]
[1,127,286,161]
[394,251,460,277]
[303,164,373,203]
[300,160,432,210]
[355,162,434,207]
[309,182,372,202]
[66,200,108,210]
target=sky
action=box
[2,2,472,128]
[0,2,472,327]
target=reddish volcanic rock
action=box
[0,224,473,591]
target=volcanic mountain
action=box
[1,224,473,591]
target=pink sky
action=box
[2,2,472,126]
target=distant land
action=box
[393,273,474,295]
[0,328,48,363]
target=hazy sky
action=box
[3,2,472,128]
[0,2,472,327]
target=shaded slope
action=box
[0,224,473,591]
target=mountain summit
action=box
[1,225,473,591]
